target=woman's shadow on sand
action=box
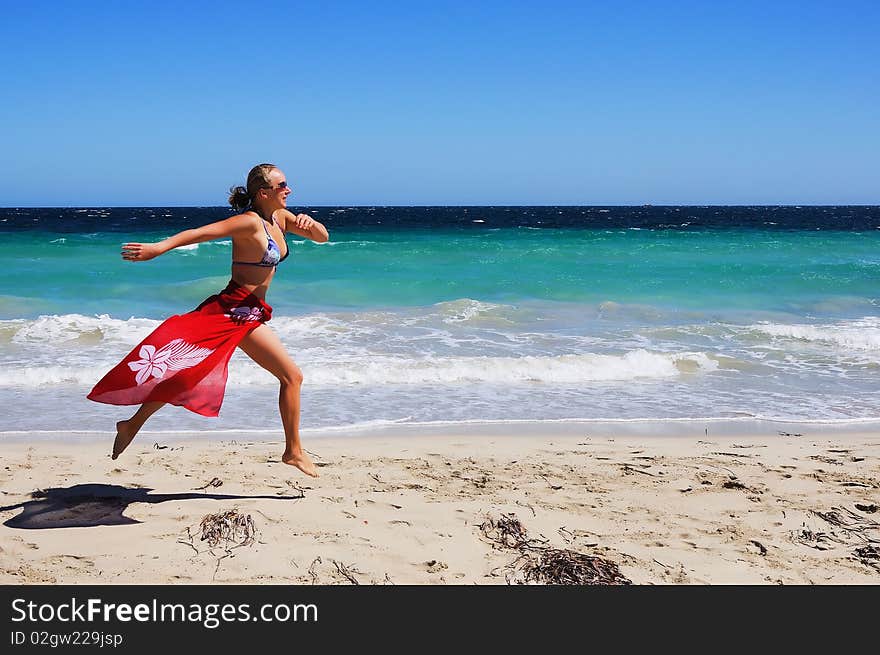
[1,484,302,529]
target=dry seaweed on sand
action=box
[176,509,257,580]
[332,560,360,585]
[811,507,880,544]
[513,547,632,585]
[852,545,880,573]
[480,512,630,585]
[791,527,840,551]
[479,513,541,550]
[194,477,223,491]
[199,509,256,549]
[792,506,880,552]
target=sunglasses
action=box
[261,181,289,191]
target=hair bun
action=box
[228,185,250,211]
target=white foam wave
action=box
[0,304,524,350]
[168,240,232,254]
[433,298,505,324]
[235,350,718,386]
[318,240,376,246]
[750,318,880,351]
[0,350,718,388]
[4,314,159,345]
[0,365,113,386]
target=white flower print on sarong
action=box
[227,306,264,322]
[128,339,214,385]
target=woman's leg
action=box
[112,401,165,459]
[238,324,317,477]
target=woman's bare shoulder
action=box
[193,211,263,241]
[226,211,263,230]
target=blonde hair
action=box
[228,163,278,211]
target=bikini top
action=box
[232,214,289,268]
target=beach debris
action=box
[284,479,308,496]
[199,509,256,549]
[809,455,842,465]
[620,464,657,477]
[308,557,322,584]
[175,509,257,580]
[791,506,880,553]
[748,540,768,556]
[177,527,200,554]
[853,545,880,573]
[302,556,363,585]
[856,504,879,514]
[672,478,693,492]
[812,507,880,543]
[791,527,838,551]
[558,526,575,544]
[514,547,631,586]
[539,474,563,490]
[305,449,330,468]
[479,513,630,585]
[480,513,533,550]
[425,560,448,573]
[778,432,803,437]
[194,477,223,491]
[153,443,168,450]
[332,560,360,585]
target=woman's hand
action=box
[276,209,329,242]
[288,213,318,231]
[121,243,161,262]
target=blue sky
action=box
[1,0,877,206]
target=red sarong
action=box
[87,280,272,417]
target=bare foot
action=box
[112,420,137,460]
[282,449,319,478]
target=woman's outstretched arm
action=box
[121,214,255,261]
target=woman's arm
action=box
[121,214,255,262]
[275,209,329,243]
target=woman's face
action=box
[260,168,291,207]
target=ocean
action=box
[1,206,878,435]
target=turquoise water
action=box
[1,216,879,432]
[2,228,878,318]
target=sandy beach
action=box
[1,424,878,585]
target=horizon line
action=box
[3,203,879,210]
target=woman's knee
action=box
[279,364,303,387]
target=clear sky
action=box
[1,0,877,206]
